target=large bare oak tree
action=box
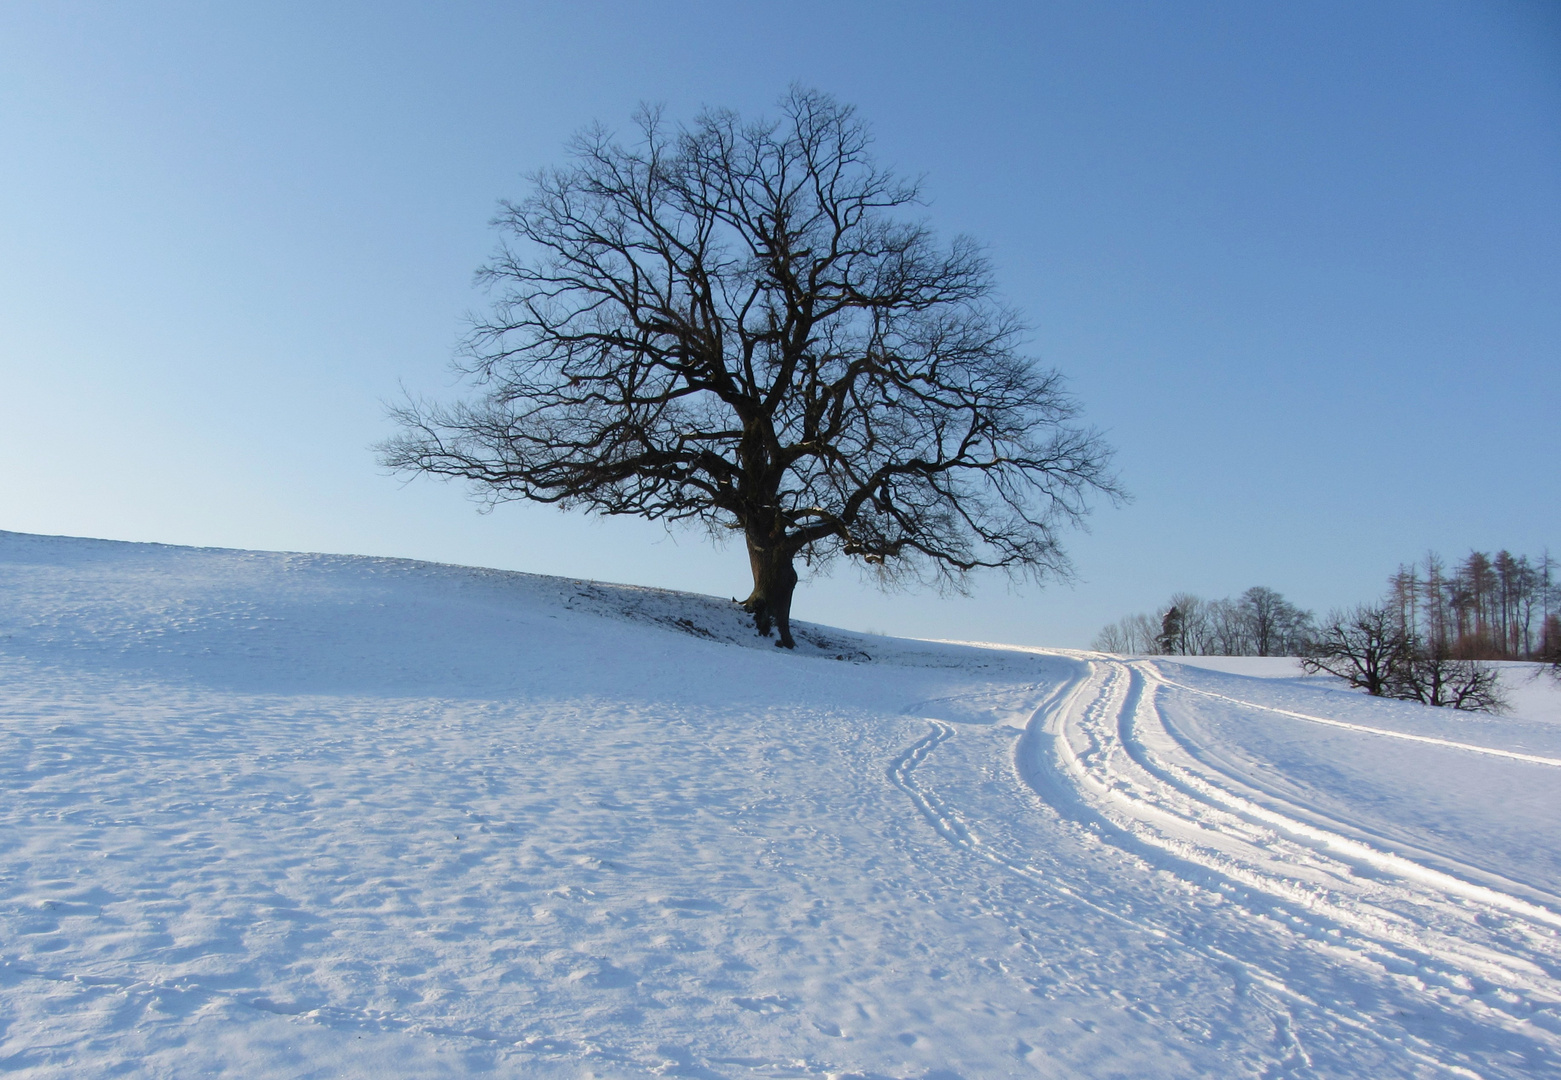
[382,89,1120,648]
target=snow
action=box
[3,530,1561,1077]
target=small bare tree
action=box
[1091,622,1131,653]
[1302,604,1412,697]
[1393,642,1506,711]
[382,89,1120,647]
[1091,612,1159,654]
[1206,597,1250,655]
[1304,603,1505,712]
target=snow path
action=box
[1155,676,1561,769]
[1013,655,1561,1068]
[896,658,1561,1078]
[4,532,1561,1077]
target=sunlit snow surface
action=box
[3,531,1561,1078]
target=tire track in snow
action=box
[1063,663,1561,1074]
[893,657,1555,1077]
[1119,668,1561,930]
[1013,663,1513,1079]
[887,670,1090,887]
[889,673,1424,1078]
[1155,672,1561,769]
[889,672,1192,927]
[888,719,1050,884]
[1142,666,1561,921]
[1045,657,1561,1055]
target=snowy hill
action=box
[3,531,1561,1079]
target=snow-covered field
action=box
[3,531,1561,1078]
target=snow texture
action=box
[3,529,1561,1078]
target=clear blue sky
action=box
[2,1,1557,646]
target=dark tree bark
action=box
[380,89,1121,648]
[742,533,799,648]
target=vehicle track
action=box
[1046,658,1561,1036]
[1145,665,1561,917]
[891,652,1561,1076]
[1156,672,1561,769]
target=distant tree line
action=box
[1092,548,1558,712]
[1092,586,1314,656]
[1302,549,1559,713]
[1384,550,1558,662]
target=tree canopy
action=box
[382,88,1121,647]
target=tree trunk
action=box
[741,536,799,649]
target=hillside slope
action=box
[2,531,1559,1078]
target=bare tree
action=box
[1238,586,1313,656]
[1302,604,1412,697]
[1387,548,1554,661]
[381,89,1120,647]
[1205,597,1250,655]
[1304,603,1505,712]
[1091,612,1160,653]
[1420,551,1451,652]
[1392,641,1506,712]
[1091,622,1129,653]
[1165,592,1210,655]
